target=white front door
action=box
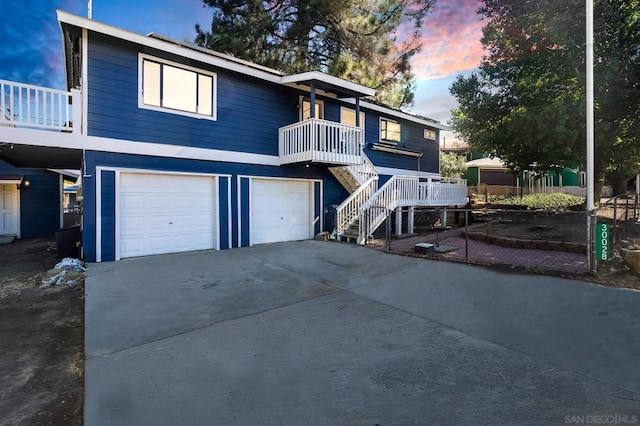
[119,173,217,258]
[0,184,18,236]
[251,179,312,245]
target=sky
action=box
[1,0,485,145]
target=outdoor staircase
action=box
[329,154,379,243]
[329,153,468,244]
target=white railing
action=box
[279,118,363,165]
[418,177,468,206]
[335,176,379,235]
[344,153,377,185]
[357,176,467,243]
[0,79,80,133]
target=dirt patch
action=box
[0,238,84,426]
[473,210,588,243]
[470,209,640,289]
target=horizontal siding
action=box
[87,32,298,156]
[0,161,61,239]
[364,148,422,171]
[343,100,440,174]
[20,172,61,239]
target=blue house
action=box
[0,11,466,262]
[0,160,68,239]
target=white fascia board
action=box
[56,10,283,84]
[57,11,375,98]
[0,178,23,184]
[47,169,81,181]
[281,72,376,97]
[376,167,440,178]
[370,144,423,157]
[342,98,450,131]
[0,127,280,167]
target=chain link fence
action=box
[366,195,639,280]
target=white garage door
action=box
[251,179,312,245]
[119,173,216,258]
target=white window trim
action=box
[424,129,436,140]
[138,53,218,121]
[379,117,401,144]
[340,106,365,130]
[299,96,324,121]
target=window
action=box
[300,98,324,120]
[380,118,401,144]
[139,54,216,119]
[424,129,436,140]
[340,107,365,129]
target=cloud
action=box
[406,0,485,80]
[411,72,476,146]
[1,0,85,89]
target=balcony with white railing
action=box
[279,118,363,166]
[0,79,81,134]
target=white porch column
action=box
[408,206,415,233]
[309,82,316,119]
[71,89,82,135]
[440,209,447,229]
[395,207,403,236]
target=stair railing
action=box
[357,176,419,243]
[335,176,379,235]
[344,153,377,186]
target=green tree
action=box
[450,0,640,194]
[194,0,435,108]
[439,151,467,178]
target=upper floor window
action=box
[300,97,324,120]
[340,107,365,129]
[424,129,436,140]
[380,118,401,144]
[139,54,216,120]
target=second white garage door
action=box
[119,173,216,258]
[251,179,312,245]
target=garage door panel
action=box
[119,173,216,258]
[121,194,144,211]
[120,237,145,257]
[121,216,145,235]
[251,179,312,245]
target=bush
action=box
[494,193,585,210]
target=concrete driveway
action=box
[85,241,640,425]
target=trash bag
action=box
[53,258,85,273]
[40,258,86,287]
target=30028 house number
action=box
[596,223,609,261]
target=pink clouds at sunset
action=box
[408,0,485,81]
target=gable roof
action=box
[57,10,446,129]
[57,10,374,98]
[465,156,507,169]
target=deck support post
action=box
[408,206,415,234]
[395,207,402,236]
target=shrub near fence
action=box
[468,184,614,202]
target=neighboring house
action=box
[0,10,467,262]
[0,160,67,239]
[463,154,582,192]
[464,156,517,186]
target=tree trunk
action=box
[611,175,631,196]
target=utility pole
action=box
[586,0,596,272]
